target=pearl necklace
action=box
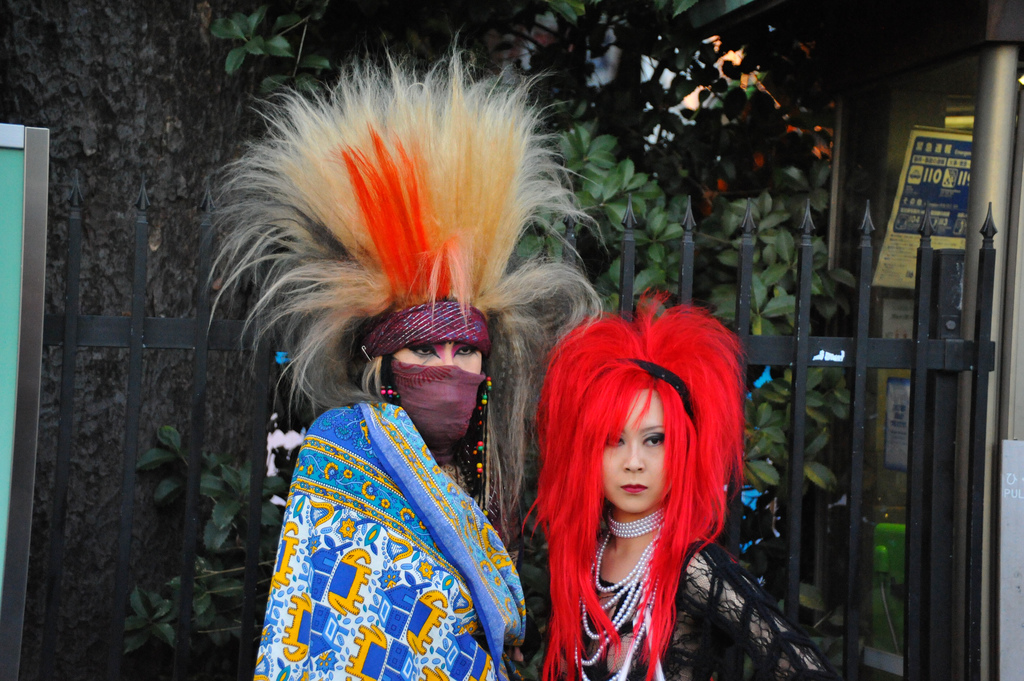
[608,509,664,538]
[579,518,663,673]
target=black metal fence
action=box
[29,178,995,681]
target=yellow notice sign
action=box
[873,127,971,289]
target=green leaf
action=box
[201,472,226,497]
[811,161,831,189]
[210,18,246,41]
[153,477,183,506]
[752,273,767,310]
[130,587,146,617]
[717,250,739,268]
[805,429,829,457]
[124,614,149,632]
[633,267,666,293]
[804,461,837,490]
[124,630,150,654]
[260,74,290,93]
[761,263,789,287]
[762,294,795,318]
[137,447,178,471]
[829,268,856,288]
[547,0,584,24]
[271,13,302,33]
[299,54,332,71]
[157,426,181,452]
[776,229,795,264]
[746,459,780,487]
[153,622,176,647]
[225,47,247,74]
[244,36,267,55]
[204,519,232,552]
[264,35,294,57]
[247,5,268,35]
[774,166,810,192]
[799,582,827,611]
[151,597,173,621]
[647,242,666,266]
[212,499,243,529]
[262,500,283,526]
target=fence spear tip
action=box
[741,199,755,235]
[800,199,815,236]
[682,195,696,234]
[68,169,84,206]
[981,203,998,239]
[859,201,876,235]
[200,183,215,212]
[135,177,151,212]
[621,193,637,231]
[920,204,934,238]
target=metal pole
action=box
[955,42,1018,681]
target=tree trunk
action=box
[0,0,266,678]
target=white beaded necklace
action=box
[608,509,664,538]
[578,513,664,675]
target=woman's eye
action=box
[455,345,477,356]
[645,433,665,446]
[410,345,436,357]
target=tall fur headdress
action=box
[216,53,600,533]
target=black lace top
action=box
[583,543,842,681]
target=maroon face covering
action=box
[391,359,485,461]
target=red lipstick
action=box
[621,485,647,494]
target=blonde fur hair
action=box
[216,53,599,534]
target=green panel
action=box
[0,147,25,609]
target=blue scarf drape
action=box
[255,404,525,681]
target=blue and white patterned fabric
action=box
[255,403,525,681]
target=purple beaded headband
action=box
[362,301,491,358]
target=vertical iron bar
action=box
[728,201,756,555]
[106,180,151,681]
[40,172,84,681]
[843,203,874,681]
[563,216,578,267]
[922,250,960,681]
[678,197,695,305]
[720,200,757,681]
[965,207,997,681]
[905,207,935,681]
[785,201,815,622]
[619,195,637,319]
[237,341,271,680]
[172,188,216,680]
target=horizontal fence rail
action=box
[32,173,996,681]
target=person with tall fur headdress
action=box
[217,53,599,681]
[534,301,841,681]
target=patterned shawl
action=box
[255,403,525,681]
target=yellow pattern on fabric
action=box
[346,624,388,681]
[272,521,300,589]
[291,474,467,592]
[301,436,404,497]
[282,593,313,662]
[328,548,373,614]
[407,591,449,654]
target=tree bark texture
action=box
[0,0,269,678]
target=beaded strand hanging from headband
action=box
[472,375,492,512]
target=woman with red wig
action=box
[535,303,841,681]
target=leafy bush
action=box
[126,426,287,670]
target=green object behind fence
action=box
[0,145,26,611]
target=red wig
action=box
[535,301,745,681]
